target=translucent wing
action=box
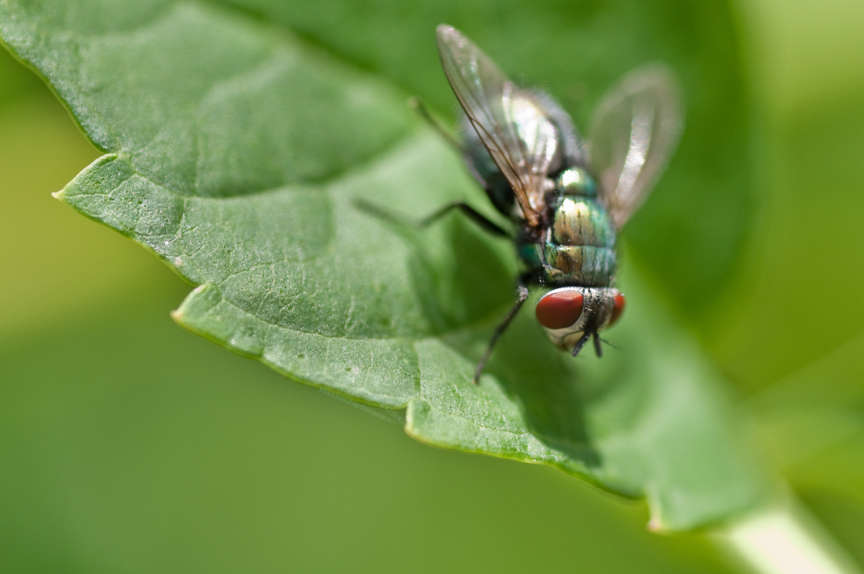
[436,25,561,227]
[588,65,683,229]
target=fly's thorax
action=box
[534,287,626,350]
[549,196,615,247]
[516,232,617,287]
[517,241,617,286]
[516,167,617,286]
[547,167,616,284]
[543,244,616,286]
[556,167,597,197]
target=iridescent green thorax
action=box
[557,166,597,197]
[517,167,617,286]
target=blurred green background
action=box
[1,0,863,572]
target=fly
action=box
[417,25,682,382]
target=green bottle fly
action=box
[430,25,682,381]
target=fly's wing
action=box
[588,65,683,229]
[436,25,559,227]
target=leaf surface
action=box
[0,0,766,529]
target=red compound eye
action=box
[536,290,584,329]
[609,293,626,326]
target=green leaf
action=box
[0,0,766,529]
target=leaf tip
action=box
[169,307,185,324]
[51,188,67,201]
[647,515,664,533]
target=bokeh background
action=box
[2,0,863,572]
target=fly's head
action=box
[534,287,625,356]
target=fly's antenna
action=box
[598,336,620,350]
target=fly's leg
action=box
[420,202,510,237]
[473,279,530,384]
[571,332,592,357]
[573,331,605,358]
[353,198,509,239]
[411,97,488,187]
[592,331,603,358]
[410,97,462,152]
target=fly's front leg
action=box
[473,277,531,384]
[592,332,603,358]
